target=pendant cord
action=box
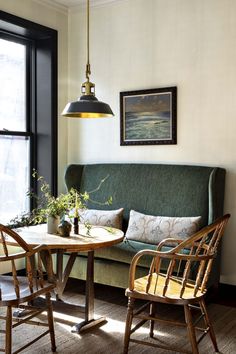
[86,0,91,80]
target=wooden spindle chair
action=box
[123,214,230,354]
[0,224,56,354]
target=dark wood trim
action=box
[51,32,58,197]
[0,10,57,40]
[215,283,236,307]
[219,283,236,292]
[0,131,31,137]
[0,10,58,202]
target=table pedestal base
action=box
[55,250,107,334]
[71,317,107,333]
[13,308,30,318]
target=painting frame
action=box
[120,87,177,146]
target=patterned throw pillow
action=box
[79,208,124,229]
[125,210,201,244]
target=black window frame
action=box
[0,11,58,211]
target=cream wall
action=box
[68,0,236,285]
[0,0,68,192]
[1,0,235,285]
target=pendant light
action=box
[62,0,114,118]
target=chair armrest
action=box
[156,238,183,251]
[128,249,170,290]
[128,249,214,290]
[0,251,27,261]
[30,244,52,255]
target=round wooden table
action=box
[12,223,124,251]
[12,223,124,333]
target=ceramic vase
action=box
[47,215,60,234]
[58,220,72,237]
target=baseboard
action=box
[211,283,236,307]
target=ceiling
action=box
[51,0,86,6]
[48,0,120,8]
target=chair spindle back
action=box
[0,224,53,302]
[130,214,230,299]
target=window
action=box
[0,11,58,224]
[0,36,30,223]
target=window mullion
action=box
[0,131,31,136]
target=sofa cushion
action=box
[79,208,124,229]
[94,239,190,269]
[94,239,157,268]
[125,210,201,244]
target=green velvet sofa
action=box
[65,163,225,289]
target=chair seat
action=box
[128,273,205,302]
[0,275,54,305]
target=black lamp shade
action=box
[62,94,114,118]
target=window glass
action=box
[0,135,30,224]
[0,36,29,224]
[0,38,26,132]
[0,13,57,227]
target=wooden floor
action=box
[1,280,236,354]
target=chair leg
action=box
[199,299,219,352]
[46,292,56,352]
[149,302,155,338]
[5,306,12,354]
[184,304,199,354]
[123,297,134,354]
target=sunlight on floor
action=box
[53,311,168,338]
[53,310,84,324]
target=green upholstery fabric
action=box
[65,163,226,288]
[95,240,158,267]
[94,240,190,272]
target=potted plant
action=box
[10,170,112,235]
[29,170,90,234]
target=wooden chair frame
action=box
[0,224,56,354]
[123,214,230,354]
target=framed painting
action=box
[120,87,177,145]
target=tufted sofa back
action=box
[65,163,225,231]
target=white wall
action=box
[1,0,235,285]
[68,0,236,285]
[0,0,69,192]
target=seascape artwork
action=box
[124,93,172,141]
[120,87,177,145]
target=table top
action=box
[8,224,124,252]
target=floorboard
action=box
[0,279,235,353]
